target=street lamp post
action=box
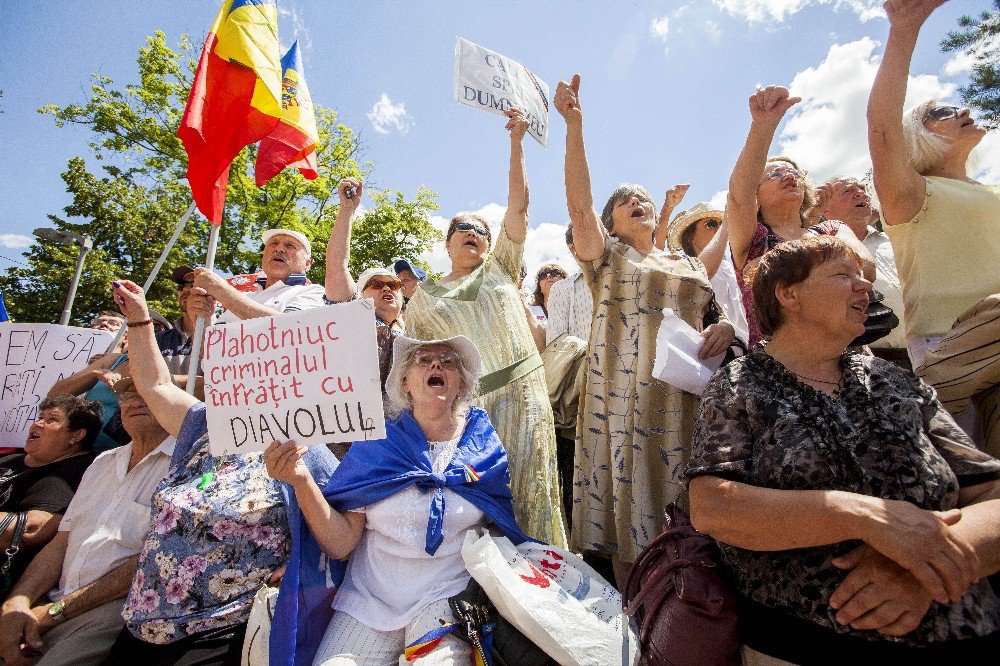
[33,228,93,326]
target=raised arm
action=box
[502,109,530,244]
[555,74,606,263]
[46,353,123,398]
[698,217,729,279]
[324,178,364,303]
[727,86,801,269]
[191,269,280,321]
[867,0,946,226]
[264,441,365,560]
[112,281,196,437]
[653,184,690,251]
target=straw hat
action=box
[667,203,724,253]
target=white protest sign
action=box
[0,324,114,448]
[454,37,550,147]
[202,299,386,455]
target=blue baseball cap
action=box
[392,258,427,281]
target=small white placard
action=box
[652,309,725,396]
[202,300,386,455]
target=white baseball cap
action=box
[262,228,312,256]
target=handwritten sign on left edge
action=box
[0,324,114,449]
[202,299,386,455]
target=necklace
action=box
[792,371,845,394]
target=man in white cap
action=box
[189,228,325,325]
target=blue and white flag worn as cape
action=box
[270,406,533,666]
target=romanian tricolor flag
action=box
[254,40,320,186]
[178,0,283,225]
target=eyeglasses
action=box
[701,218,721,230]
[453,221,490,237]
[537,269,566,280]
[413,350,462,369]
[925,105,961,122]
[177,279,194,290]
[762,166,806,182]
[364,278,402,292]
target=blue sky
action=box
[0,0,994,281]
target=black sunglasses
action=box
[453,221,490,237]
[538,269,566,280]
[925,105,961,122]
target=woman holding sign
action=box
[554,74,736,583]
[404,109,567,548]
[101,281,339,664]
[267,333,531,666]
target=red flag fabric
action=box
[178,0,282,224]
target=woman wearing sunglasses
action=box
[404,109,567,548]
[268,334,531,666]
[554,74,736,584]
[868,0,1000,456]
[531,263,568,319]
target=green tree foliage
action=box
[346,188,441,279]
[0,31,440,324]
[942,0,1000,129]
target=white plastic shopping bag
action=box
[241,584,278,666]
[462,530,640,666]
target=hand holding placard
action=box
[201,300,386,455]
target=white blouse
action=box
[330,439,485,630]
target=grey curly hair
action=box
[384,343,479,420]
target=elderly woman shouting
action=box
[687,236,1000,663]
[554,74,735,583]
[726,85,868,345]
[269,334,530,666]
[404,108,565,547]
[868,0,1000,455]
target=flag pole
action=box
[106,200,198,354]
[186,223,220,394]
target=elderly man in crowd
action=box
[391,257,426,305]
[0,379,175,666]
[189,228,325,325]
[813,176,909,367]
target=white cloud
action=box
[0,234,33,249]
[972,132,1000,184]
[278,2,313,51]
[650,16,671,39]
[776,38,955,183]
[650,15,671,53]
[367,93,414,135]
[943,50,978,76]
[705,20,723,40]
[712,0,882,23]
[709,189,729,210]
[419,205,575,288]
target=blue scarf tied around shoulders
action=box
[270,407,532,666]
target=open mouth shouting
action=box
[427,373,446,388]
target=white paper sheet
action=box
[651,309,725,396]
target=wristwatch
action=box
[47,600,67,624]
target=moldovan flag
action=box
[178,0,283,225]
[255,40,319,186]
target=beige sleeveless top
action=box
[885,176,1000,338]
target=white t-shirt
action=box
[710,250,750,345]
[216,278,325,325]
[331,439,485,630]
[52,437,175,600]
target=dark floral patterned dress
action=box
[686,345,1000,646]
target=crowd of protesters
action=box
[1,2,999,664]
